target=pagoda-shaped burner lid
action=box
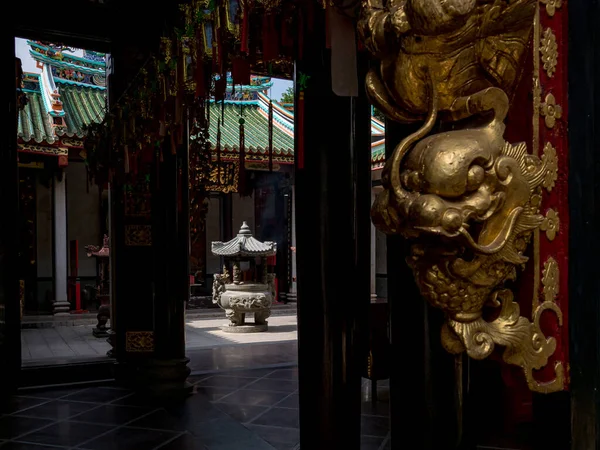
[211,222,277,257]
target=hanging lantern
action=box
[240,0,251,54]
[216,117,222,185]
[195,26,207,98]
[239,108,247,195]
[255,0,281,62]
[268,99,274,172]
[296,72,309,170]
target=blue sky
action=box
[269,78,294,101]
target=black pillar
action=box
[384,120,463,450]
[568,0,600,448]
[295,30,370,450]
[109,45,156,375]
[1,30,21,402]
[221,193,233,241]
[141,124,191,397]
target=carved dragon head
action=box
[372,85,550,319]
[360,0,562,388]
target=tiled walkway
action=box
[21,315,298,365]
[0,368,391,450]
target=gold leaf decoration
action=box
[125,331,155,352]
[540,28,558,77]
[540,209,560,241]
[541,142,558,191]
[542,257,559,303]
[359,0,561,394]
[528,257,564,393]
[124,225,152,246]
[540,0,563,17]
[540,93,562,128]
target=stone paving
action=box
[21,314,298,365]
[1,367,391,450]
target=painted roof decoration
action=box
[207,75,386,168]
[371,116,385,138]
[211,222,277,257]
[16,40,107,156]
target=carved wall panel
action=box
[125,331,155,352]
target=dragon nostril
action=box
[442,209,462,233]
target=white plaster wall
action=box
[36,176,53,278]
[66,163,100,277]
[205,196,221,276]
[232,195,255,235]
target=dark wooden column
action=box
[384,120,464,450]
[109,33,190,396]
[142,124,191,396]
[1,30,22,402]
[113,129,191,397]
[295,25,370,450]
[109,42,156,377]
[568,0,600,448]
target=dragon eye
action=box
[442,209,462,233]
[466,165,485,191]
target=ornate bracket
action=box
[358,0,561,390]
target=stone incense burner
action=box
[211,222,277,332]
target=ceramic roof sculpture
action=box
[85,235,110,258]
[211,222,277,257]
[16,41,107,157]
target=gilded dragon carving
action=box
[359,0,559,387]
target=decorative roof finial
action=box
[51,89,63,111]
[238,221,252,236]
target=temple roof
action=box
[16,41,107,156]
[18,74,106,142]
[209,92,294,163]
[211,222,277,257]
[207,76,387,168]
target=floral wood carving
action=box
[540,0,562,17]
[542,257,559,303]
[125,331,154,352]
[540,93,562,128]
[541,209,559,241]
[541,142,558,191]
[124,225,152,246]
[359,0,560,390]
[540,27,558,77]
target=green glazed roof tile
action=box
[18,80,106,146]
[207,100,387,165]
[208,103,294,155]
